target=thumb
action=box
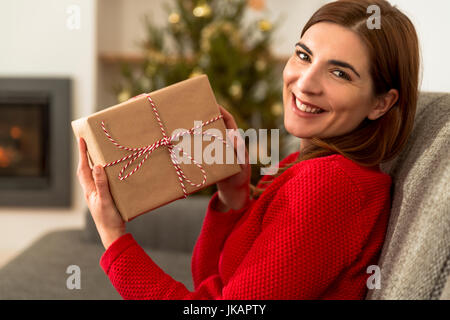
[93,165,111,199]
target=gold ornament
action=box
[193,3,212,18]
[168,12,180,24]
[258,19,272,32]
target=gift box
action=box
[72,75,241,221]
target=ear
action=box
[367,89,399,120]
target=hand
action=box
[215,105,252,212]
[76,137,126,249]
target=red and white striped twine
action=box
[100,94,229,198]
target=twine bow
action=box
[100,94,229,198]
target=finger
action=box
[227,129,249,168]
[92,165,114,203]
[77,137,95,196]
[218,105,238,130]
[236,133,250,169]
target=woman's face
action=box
[283,22,380,141]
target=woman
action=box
[77,0,419,299]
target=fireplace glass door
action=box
[0,92,50,188]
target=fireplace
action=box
[0,78,71,207]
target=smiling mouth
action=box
[292,94,326,114]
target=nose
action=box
[295,64,323,96]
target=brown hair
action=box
[252,0,420,198]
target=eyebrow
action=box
[295,42,361,78]
[329,59,361,78]
[296,42,313,56]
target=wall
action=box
[387,0,450,92]
[0,0,97,266]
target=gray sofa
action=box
[0,196,209,300]
[0,92,449,300]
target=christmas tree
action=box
[115,0,285,192]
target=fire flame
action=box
[10,126,22,139]
[0,147,12,168]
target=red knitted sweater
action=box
[100,152,392,299]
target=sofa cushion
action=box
[0,230,193,299]
[366,92,450,299]
[84,196,209,253]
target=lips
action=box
[292,94,326,112]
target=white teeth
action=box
[295,98,322,114]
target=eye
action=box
[295,50,310,62]
[332,69,351,81]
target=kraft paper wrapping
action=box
[72,75,241,221]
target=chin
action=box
[284,119,310,139]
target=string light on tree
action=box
[118,89,131,103]
[189,67,204,78]
[145,63,157,77]
[271,102,283,116]
[229,81,243,100]
[193,3,212,18]
[255,58,267,72]
[140,77,151,92]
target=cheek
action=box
[329,90,373,132]
[283,59,298,104]
[328,86,367,114]
[282,59,297,86]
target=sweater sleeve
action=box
[99,191,253,300]
[100,160,365,299]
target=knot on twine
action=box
[159,137,171,147]
[100,95,228,198]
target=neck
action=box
[299,138,312,154]
[299,138,382,172]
